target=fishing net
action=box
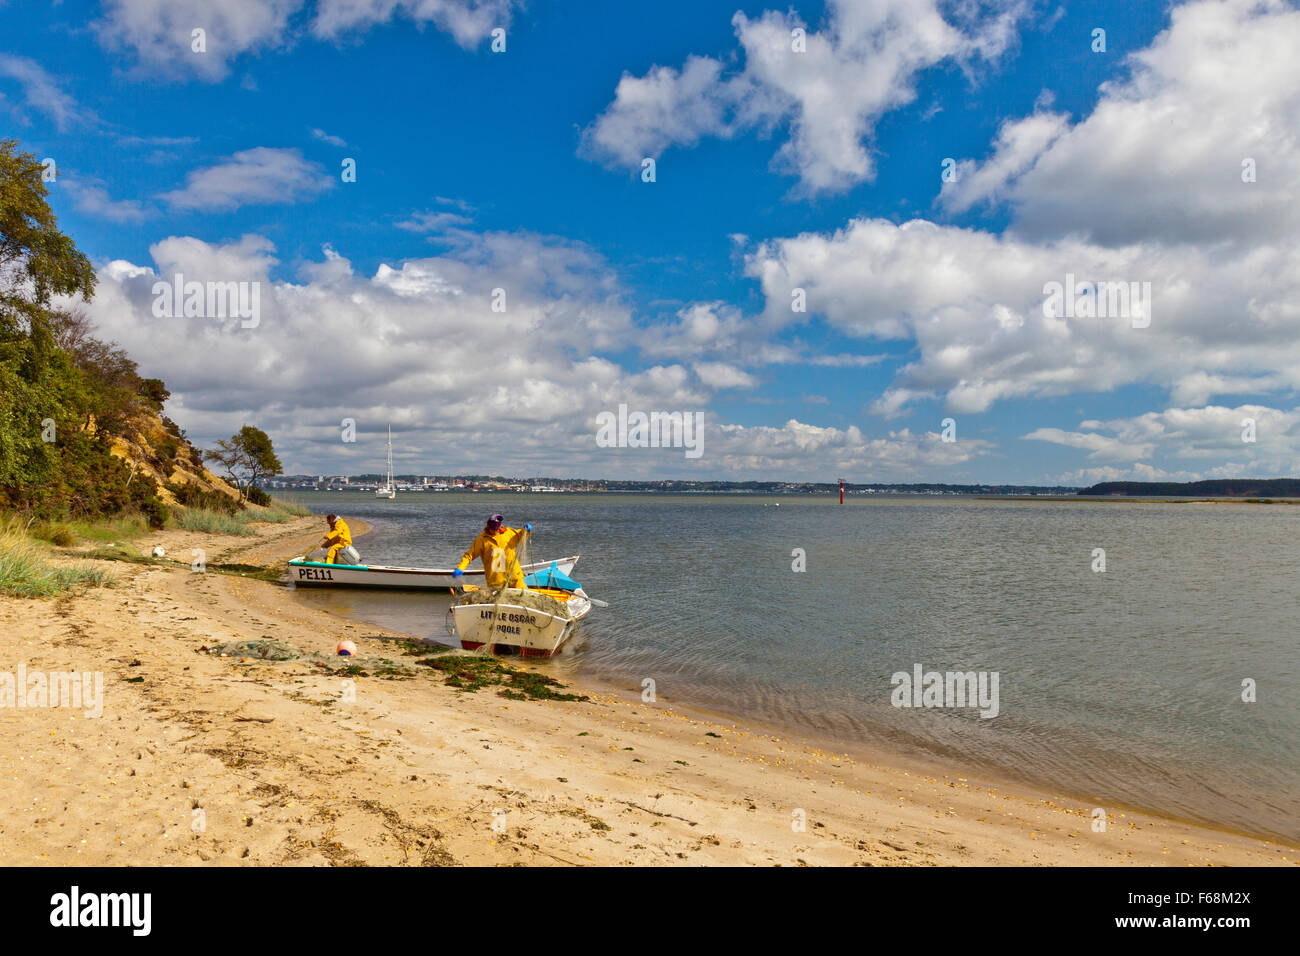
[208,639,303,660]
[458,587,568,618]
[455,526,575,655]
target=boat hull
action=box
[449,587,591,658]
[287,555,579,591]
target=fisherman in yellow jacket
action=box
[319,513,352,564]
[451,514,531,588]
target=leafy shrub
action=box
[155,436,178,461]
[166,480,239,515]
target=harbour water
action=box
[286,492,1300,842]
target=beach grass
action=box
[179,498,311,534]
[0,525,115,598]
[267,497,312,517]
[29,513,156,547]
[176,506,258,536]
[249,507,293,524]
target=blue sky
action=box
[3,0,1298,482]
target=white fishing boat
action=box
[447,564,596,658]
[375,426,396,499]
[286,554,580,591]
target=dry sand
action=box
[0,516,1293,866]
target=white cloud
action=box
[938,109,1068,214]
[640,301,750,359]
[396,210,473,233]
[583,0,1029,194]
[310,127,348,147]
[1022,427,1154,461]
[943,0,1300,245]
[726,1,1300,419]
[311,0,521,48]
[1032,404,1300,480]
[580,56,736,167]
[807,353,888,368]
[706,420,992,476]
[0,54,94,130]
[65,231,991,479]
[693,362,757,389]
[159,147,333,211]
[61,179,151,223]
[95,0,302,81]
[745,216,1300,415]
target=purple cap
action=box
[486,514,504,530]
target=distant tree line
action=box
[1079,479,1300,497]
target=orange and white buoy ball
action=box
[336,639,357,657]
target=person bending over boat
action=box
[319,514,353,564]
[451,514,531,588]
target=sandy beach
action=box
[1,515,1293,867]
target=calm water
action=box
[286,492,1299,842]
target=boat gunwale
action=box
[287,554,581,576]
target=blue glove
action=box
[524,523,532,531]
[452,568,463,578]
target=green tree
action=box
[0,139,167,526]
[205,425,283,502]
[0,140,95,350]
[1,139,97,504]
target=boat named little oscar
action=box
[448,564,594,658]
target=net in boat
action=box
[458,587,569,618]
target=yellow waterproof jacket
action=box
[456,526,528,588]
[321,519,352,550]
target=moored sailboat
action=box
[375,426,396,499]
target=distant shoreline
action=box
[274,487,1300,503]
[263,477,1300,499]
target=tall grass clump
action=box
[269,496,312,517]
[0,525,114,597]
[176,507,256,536]
[29,513,155,547]
[239,494,312,524]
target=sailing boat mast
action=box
[376,425,397,498]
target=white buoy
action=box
[152,546,166,558]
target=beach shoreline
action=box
[1,514,1292,866]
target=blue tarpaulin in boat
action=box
[524,562,582,591]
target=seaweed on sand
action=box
[417,654,587,702]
